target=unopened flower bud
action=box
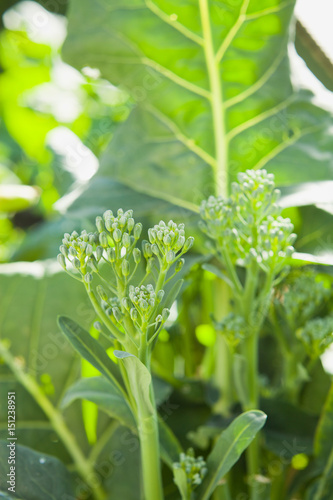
[130,308,138,321]
[119,216,127,228]
[139,299,149,311]
[143,242,153,258]
[156,290,165,303]
[88,256,98,272]
[151,244,159,256]
[175,258,184,273]
[166,250,175,263]
[122,298,130,310]
[134,223,142,239]
[148,228,157,243]
[286,246,294,256]
[162,308,170,321]
[97,285,108,301]
[84,273,93,283]
[73,257,81,269]
[122,233,130,248]
[85,244,93,256]
[70,231,79,241]
[113,228,122,243]
[104,218,113,232]
[112,307,122,323]
[174,236,185,251]
[96,216,104,233]
[69,247,77,257]
[57,254,66,269]
[99,231,108,248]
[163,234,172,246]
[96,246,103,261]
[133,248,141,264]
[59,245,68,257]
[106,247,116,263]
[121,259,130,277]
[183,237,194,252]
[127,218,135,232]
[103,210,113,219]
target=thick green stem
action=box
[213,279,232,415]
[242,272,273,500]
[136,378,164,500]
[244,329,260,500]
[0,342,106,500]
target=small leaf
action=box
[61,376,136,430]
[114,350,153,414]
[173,467,188,500]
[196,411,267,500]
[58,316,125,397]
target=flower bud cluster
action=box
[59,209,192,349]
[232,169,281,222]
[254,216,296,269]
[128,284,169,324]
[147,220,194,265]
[173,448,207,490]
[215,313,247,349]
[200,169,296,272]
[298,315,333,358]
[57,229,100,279]
[277,272,331,327]
[96,208,142,255]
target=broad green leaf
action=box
[0,261,92,461]
[195,410,267,500]
[61,376,136,429]
[0,442,75,500]
[62,0,333,212]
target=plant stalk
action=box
[135,374,164,500]
[0,341,106,500]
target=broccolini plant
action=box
[57,210,265,500]
[200,169,297,499]
[58,211,194,500]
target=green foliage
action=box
[1,1,333,500]
[195,411,267,500]
[0,442,75,500]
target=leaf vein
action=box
[144,0,204,46]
